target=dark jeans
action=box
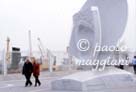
[133,65,136,74]
[34,75,41,86]
[119,65,124,70]
[25,74,32,86]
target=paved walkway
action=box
[0,66,135,92]
[0,70,78,81]
[0,70,79,92]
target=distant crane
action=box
[37,37,54,72]
[37,37,47,63]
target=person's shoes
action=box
[30,83,32,86]
[34,85,37,87]
[39,83,41,86]
[25,85,28,87]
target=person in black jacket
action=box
[22,59,33,87]
[132,56,136,74]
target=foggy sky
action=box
[0,0,135,52]
[0,0,86,52]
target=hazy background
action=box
[0,0,86,52]
[0,0,135,52]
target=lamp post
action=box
[28,30,33,58]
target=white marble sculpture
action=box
[51,0,136,92]
[69,0,128,60]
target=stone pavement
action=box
[0,70,78,81]
[0,70,79,92]
[0,66,135,92]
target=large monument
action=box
[51,0,136,92]
[69,0,128,60]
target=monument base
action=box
[51,67,136,92]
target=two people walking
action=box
[22,57,41,87]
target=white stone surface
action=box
[52,67,136,92]
[51,0,136,92]
[69,0,129,60]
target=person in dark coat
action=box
[22,59,33,87]
[32,58,41,87]
[132,56,136,74]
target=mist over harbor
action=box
[0,0,136,52]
